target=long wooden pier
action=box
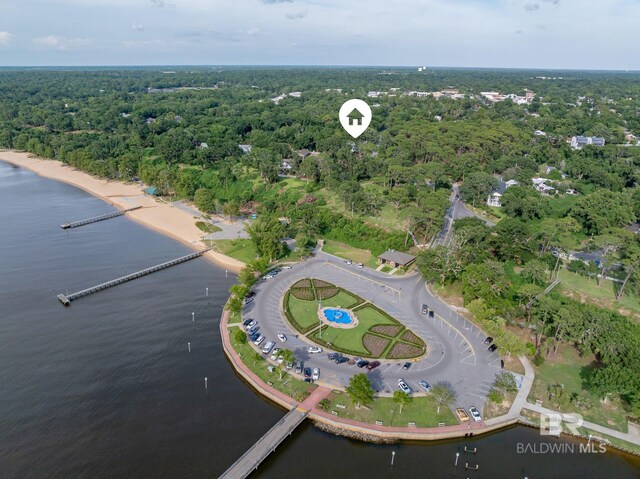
[219,408,307,479]
[60,206,143,229]
[57,248,212,306]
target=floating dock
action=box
[60,206,143,229]
[57,248,213,306]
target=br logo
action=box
[540,412,583,436]
[339,99,372,138]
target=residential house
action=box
[486,180,518,207]
[570,136,606,149]
[238,144,252,154]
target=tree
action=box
[346,373,374,407]
[234,329,247,343]
[393,390,412,414]
[569,190,636,235]
[521,259,548,285]
[246,216,287,260]
[431,384,457,413]
[493,372,518,396]
[459,171,498,206]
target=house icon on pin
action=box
[347,107,366,126]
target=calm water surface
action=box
[1,161,639,479]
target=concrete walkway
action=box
[522,401,640,445]
[484,355,534,426]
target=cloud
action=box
[150,0,165,7]
[32,35,92,50]
[0,31,13,47]
[524,3,539,11]
[286,10,307,20]
[247,28,260,35]
[132,22,145,31]
[262,0,293,4]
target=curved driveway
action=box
[242,251,500,410]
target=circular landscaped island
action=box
[284,278,426,360]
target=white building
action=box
[570,136,605,149]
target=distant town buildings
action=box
[570,136,606,149]
[404,88,466,100]
[480,89,535,105]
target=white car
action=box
[277,333,287,342]
[264,274,274,280]
[357,263,364,269]
[307,346,323,354]
[282,265,292,270]
[270,348,281,361]
[277,355,285,364]
[469,406,482,422]
[345,260,352,265]
[312,368,320,381]
[254,335,265,346]
[397,378,412,395]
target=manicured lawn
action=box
[230,328,315,400]
[310,305,399,357]
[195,221,222,233]
[326,391,457,427]
[322,239,378,268]
[211,239,257,264]
[528,345,630,432]
[558,268,640,320]
[287,295,322,330]
[318,290,360,308]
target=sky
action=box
[0,0,639,69]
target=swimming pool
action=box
[323,308,354,325]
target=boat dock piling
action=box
[60,206,143,229]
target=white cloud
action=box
[0,32,13,47]
[132,22,145,31]
[32,35,92,50]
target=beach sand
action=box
[0,150,245,273]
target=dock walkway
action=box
[57,248,212,306]
[219,408,307,479]
[60,206,142,229]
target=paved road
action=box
[242,251,499,411]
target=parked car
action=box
[469,406,482,422]
[312,368,320,381]
[483,336,493,345]
[243,319,256,331]
[488,344,498,352]
[263,274,274,280]
[286,361,293,370]
[249,332,260,342]
[328,352,340,360]
[356,359,370,368]
[277,333,287,342]
[421,304,428,314]
[246,291,256,298]
[295,362,303,375]
[335,356,349,364]
[418,380,431,392]
[242,318,253,327]
[243,297,253,305]
[357,263,364,269]
[307,346,323,354]
[254,335,265,346]
[402,362,412,370]
[456,408,470,422]
[261,341,274,354]
[303,367,311,378]
[428,310,435,318]
[398,379,412,395]
[500,359,505,369]
[270,348,281,361]
[345,260,352,265]
[366,360,380,370]
[282,265,292,270]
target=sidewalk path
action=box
[484,355,534,426]
[522,401,640,445]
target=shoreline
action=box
[0,150,245,274]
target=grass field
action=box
[195,221,222,233]
[211,239,257,264]
[230,328,315,399]
[558,268,640,320]
[317,290,361,308]
[528,345,630,432]
[287,295,323,330]
[322,239,378,268]
[326,390,457,427]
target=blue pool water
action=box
[323,308,353,325]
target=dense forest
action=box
[1,66,639,415]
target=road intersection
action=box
[242,250,500,410]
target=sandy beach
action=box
[0,150,245,273]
